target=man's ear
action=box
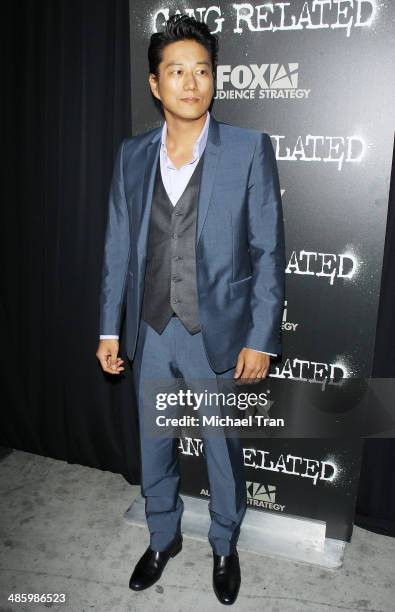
[148,73,161,101]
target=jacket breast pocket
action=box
[229,274,252,299]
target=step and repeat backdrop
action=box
[129,1,394,540]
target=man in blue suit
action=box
[96,14,285,606]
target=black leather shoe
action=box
[129,535,183,591]
[212,549,241,605]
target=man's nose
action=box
[183,72,198,89]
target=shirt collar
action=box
[161,111,210,166]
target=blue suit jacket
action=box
[99,115,285,373]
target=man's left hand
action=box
[234,348,270,384]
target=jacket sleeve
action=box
[99,139,131,336]
[244,132,286,355]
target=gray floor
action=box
[0,450,394,612]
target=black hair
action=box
[148,13,218,79]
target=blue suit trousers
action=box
[132,316,247,555]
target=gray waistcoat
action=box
[141,151,205,335]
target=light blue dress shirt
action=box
[160,109,210,206]
[100,111,276,358]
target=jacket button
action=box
[172,232,178,239]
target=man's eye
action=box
[171,69,207,76]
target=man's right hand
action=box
[96,339,125,375]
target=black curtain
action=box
[1,0,140,483]
[1,1,394,534]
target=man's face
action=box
[149,39,214,119]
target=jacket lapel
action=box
[137,132,161,258]
[196,115,221,248]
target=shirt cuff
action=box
[100,335,119,339]
[247,347,277,357]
